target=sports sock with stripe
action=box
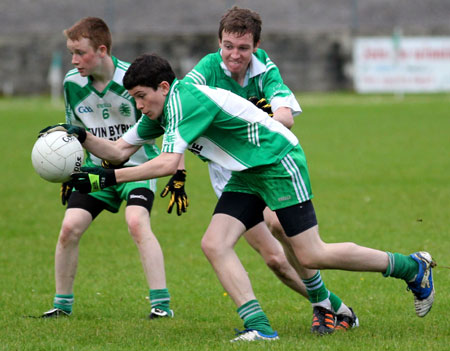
[238,299,274,335]
[53,293,74,313]
[303,271,352,316]
[149,288,171,315]
[303,271,332,309]
[383,252,419,281]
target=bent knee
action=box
[293,250,328,269]
[265,219,286,240]
[200,236,215,257]
[295,256,317,269]
[59,220,84,246]
[127,216,144,238]
[126,207,152,241]
[201,234,229,259]
[264,253,289,273]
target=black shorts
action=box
[275,200,318,237]
[213,192,265,230]
[67,188,154,220]
[213,191,317,236]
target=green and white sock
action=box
[329,291,344,314]
[238,300,274,335]
[383,252,419,281]
[53,294,74,313]
[303,271,332,309]
[150,288,172,315]
[330,291,352,317]
[303,271,352,315]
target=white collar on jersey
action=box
[219,51,266,87]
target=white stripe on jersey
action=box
[165,85,185,153]
[193,84,298,146]
[265,57,276,72]
[280,153,309,202]
[116,61,130,71]
[247,123,260,147]
[185,69,206,85]
[190,136,247,171]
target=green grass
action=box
[0,94,449,350]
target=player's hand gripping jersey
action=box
[183,48,301,115]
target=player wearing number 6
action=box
[39,17,174,319]
[44,53,435,342]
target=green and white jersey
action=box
[123,80,299,172]
[63,56,160,167]
[183,48,301,115]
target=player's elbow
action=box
[111,139,139,164]
[283,118,294,129]
[107,150,129,165]
[273,108,294,129]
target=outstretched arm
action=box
[83,133,139,165]
[114,152,182,183]
[70,152,183,194]
[39,123,139,164]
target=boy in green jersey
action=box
[45,53,435,342]
[40,18,174,319]
[182,6,357,334]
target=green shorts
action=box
[89,179,157,213]
[223,145,313,210]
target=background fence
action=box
[1,0,449,94]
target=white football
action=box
[31,131,84,183]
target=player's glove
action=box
[160,169,188,216]
[248,96,273,117]
[101,159,129,169]
[60,181,73,206]
[39,123,87,143]
[70,166,117,193]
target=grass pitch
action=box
[0,93,449,350]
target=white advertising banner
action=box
[353,37,450,93]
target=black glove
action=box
[248,96,273,117]
[70,166,117,193]
[39,123,87,143]
[101,159,129,169]
[60,182,73,206]
[160,170,188,216]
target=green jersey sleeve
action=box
[161,82,215,154]
[182,53,219,86]
[183,49,301,115]
[252,49,301,115]
[159,80,298,171]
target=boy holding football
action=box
[45,53,435,342]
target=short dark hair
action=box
[218,6,262,46]
[64,17,112,55]
[123,53,176,90]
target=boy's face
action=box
[128,83,170,120]
[219,31,259,78]
[66,37,103,77]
